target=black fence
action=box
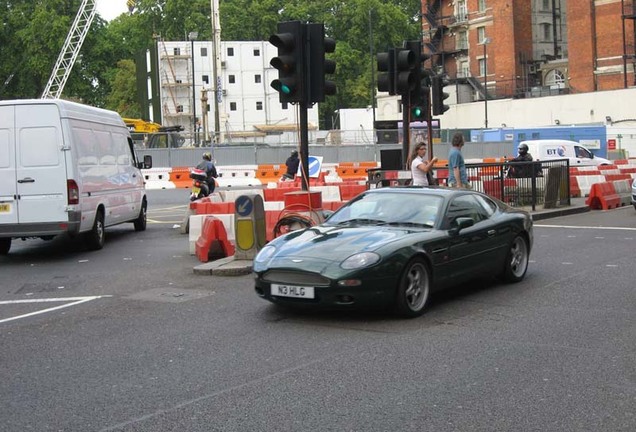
[435,159,571,211]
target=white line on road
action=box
[0,295,112,324]
[535,224,636,231]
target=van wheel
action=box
[0,238,11,255]
[134,200,147,232]
[86,210,105,250]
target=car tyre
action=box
[395,257,431,318]
[0,237,11,255]
[503,235,529,283]
[133,199,147,232]
[85,210,105,250]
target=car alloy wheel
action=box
[395,258,431,318]
[504,235,529,282]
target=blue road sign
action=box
[235,195,253,217]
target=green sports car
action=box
[253,187,533,317]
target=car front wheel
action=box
[395,257,431,318]
[503,235,529,282]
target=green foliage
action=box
[1,0,421,126]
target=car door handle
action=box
[17,178,35,183]
[487,229,496,236]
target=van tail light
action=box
[67,180,79,205]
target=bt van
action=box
[520,139,611,167]
[0,99,152,254]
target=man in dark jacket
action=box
[282,150,300,181]
[196,152,218,193]
[508,143,535,178]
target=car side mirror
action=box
[139,155,152,169]
[449,217,474,235]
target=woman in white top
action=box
[408,142,438,186]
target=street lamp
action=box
[482,37,491,129]
[188,31,198,146]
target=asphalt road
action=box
[1,190,634,432]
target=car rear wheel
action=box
[133,199,147,232]
[503,235,529,282]
[85,210,105,250]
[395,257,431,318]
[0,237,11,255]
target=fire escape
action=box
[622,0,636,87]
[422,0,490,101]
[159,40,193,129]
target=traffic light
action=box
[404,41,430,122]
[394,47,416,95]
[432,75,450,115]
[377,49,396,95]
[307,23,337,103]
[269,21,304,103]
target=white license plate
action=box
[271,284,315,299]
[0,203,10,213]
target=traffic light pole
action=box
[427,104,434,160]
[401,95,410,169]
[299,102,310,191]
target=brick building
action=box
[421,0,635,104]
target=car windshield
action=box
[325,192,442,228]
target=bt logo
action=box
[546,146,566,157]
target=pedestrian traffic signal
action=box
[269,21,304,103]
[404,41,430,122]
[394,48,416,95]
[432,75,450,115]
[377,49,396,95]
[307,23,336,103]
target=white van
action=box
[520,139,611,167]
[0,99,152,254]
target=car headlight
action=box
[340,252,380,270]
[255,245,276,263]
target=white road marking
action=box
[0,295,111,324]
[535,224,636,231]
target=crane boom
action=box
[41,0,97,99]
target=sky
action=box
[96,0,130,22]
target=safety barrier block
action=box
[195,216,235,263]
[619,167,636,174]
[264,188,300,201]
[323,201,345,211]
[604,174,632,182]
[336,166,369,180]
[482,179,518,202]
[169,166,192,188]
[575,175,606,197]
[339,183,367,201]
[586,182,620,210]
[570,168,601,175]
[569,176,581,198]
[598,165,618,171]
[612,179,633,206]
[313,185,341,202]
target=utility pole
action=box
[210,0,222,143]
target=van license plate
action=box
[0,203,10,213]
[271,284,315,299]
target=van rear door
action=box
[0,106,18,225]
[15,104,68,224]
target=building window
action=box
[227,47,234,56]
[541,0,550,11]
[253,48,260,56]
[201,47,208,56]
[255,74,261,83]
[545,69,566,89]
[230,102,237,111]
[256,101,263,110]
[457,31,468,50]
[477,27,486,44]
[459,61,469,78]
[542,23,552,41]
[202,75,209,84]
[457,0,467,21]
[229,75,235,84]
[479,58,486,76]
[173,47,181,56]
[478,0,486,12]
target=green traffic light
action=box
[281,84,291,94]
[412,107,422,117]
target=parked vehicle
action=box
[631,178,636,210]
[254,187,533,317]
[521,139,611,166]
[0,99,152,254]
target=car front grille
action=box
[262,270,331,286]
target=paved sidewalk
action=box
[194,198,591,276]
